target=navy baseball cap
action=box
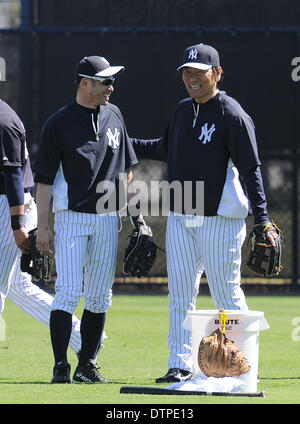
[177,44,220,71]
[75,55,124,83]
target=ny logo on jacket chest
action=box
[106,128,120,149]
[198,122,216,144]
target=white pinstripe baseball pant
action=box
[51,210,118,314]
[0,195,81,354]
[166,213,248,371]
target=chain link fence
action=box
[114,157,296,284]
[34,0,300,29]
[0,20,299,289]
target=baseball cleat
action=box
[155,368,192,383]
[72,360,110,384]
[51,360,71,384]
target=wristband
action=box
[11,214,25,231]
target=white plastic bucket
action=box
[182,309,270,393]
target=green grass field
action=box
[0,293,299,405]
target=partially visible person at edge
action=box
[0,70,84,362]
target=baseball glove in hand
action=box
[20,228,52,280]
[246,221,282,277]
[198,328,250,378]
[123,214,158,278]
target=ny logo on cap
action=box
[188,49,198,60]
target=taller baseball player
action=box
[0,80,82,362]
[131,43,278,383]
[34,55,138,383]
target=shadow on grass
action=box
[0,382,50,385]
[259,377,300,380]
[0,380,130,385]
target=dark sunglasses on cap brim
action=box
[78,73,115,86]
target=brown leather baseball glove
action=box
[198,328,250,378]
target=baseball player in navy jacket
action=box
[131,44,278,383]
[0,73,83,365]
[35,56,137,384]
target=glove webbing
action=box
[252,245,271,274]
[123,234,164,282]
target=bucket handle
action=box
[219,309,227,334]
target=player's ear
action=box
[215,66,223,82]
[79,77,89,89]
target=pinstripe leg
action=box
[0,196,19,302]
[199,216,248,310]
[7,272,82,354]
[3,202,82,353]
[52,211,88,314]
[0,293,5,316]
[166,213,203,371]
[0,195,37,302]
[84,213,118,313]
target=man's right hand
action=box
[36,226,54,257]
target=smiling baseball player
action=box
[34,55,138,383]
[131,43,278,383]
